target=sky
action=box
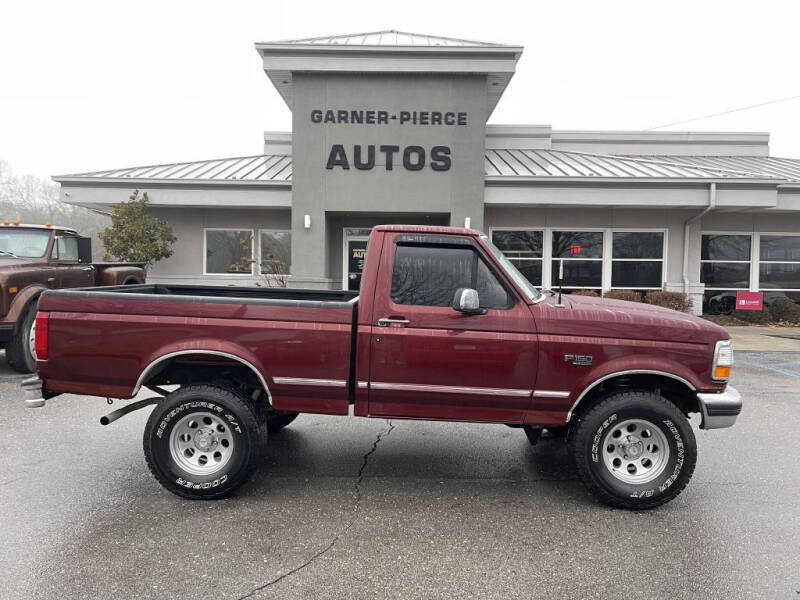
[1,0,799,179]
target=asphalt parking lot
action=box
[1,351,798,600]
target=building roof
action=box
[267,29,503,47]
[627,155,800,182]
[54,150,791,186]
[55,155,293,186]
[483,150,785,181]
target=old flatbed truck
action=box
[22,225,741,509]
[0,222,145,373]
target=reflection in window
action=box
[759,235,800,290]
[552,231,603,288]
[206,229,253,274]
[491,230,543,287]
[701,234,751,289]
[391,244,510,309]
[260,231,291,275]
[610,232,664,289]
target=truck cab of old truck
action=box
[24,225,741,509]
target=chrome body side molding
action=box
[533,390,570,398]
[273,377,347,388]
[370,382,531,397]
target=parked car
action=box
[23,225,740,509]
[706,289,791,315]
[0,222,145,372]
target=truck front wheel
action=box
[569,391,697,509]
[143,384,266,499]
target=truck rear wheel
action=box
[6,303,37,374]
[143,383,266,499]
[569,391,697,509]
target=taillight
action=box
[35,312,49,361]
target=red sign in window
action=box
[735,291,763,311]
[570,245,582,255]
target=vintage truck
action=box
[0,222,145,373]
[23,225,741,509]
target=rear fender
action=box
[133,339,271,402]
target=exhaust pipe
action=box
[100,397,161,426]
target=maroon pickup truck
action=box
[23,225,741,509]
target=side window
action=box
[55,236,79,261]
[391,244,511,309]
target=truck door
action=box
[53,234,94,288]
[367,233,538,423]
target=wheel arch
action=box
[7,284,46,332]
[134,350,272,405]
[567,370,699,423]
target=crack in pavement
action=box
[237,419,395,600]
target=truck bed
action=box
[36,284,359,413]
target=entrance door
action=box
[343,228,371,291]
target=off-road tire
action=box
[7,303,37,374]
[266,412,299,433]
[569,390,697,509]
[143,383,266,499]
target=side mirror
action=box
[452,288,487,315]
[77,237,92,264]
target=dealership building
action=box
[54,30,800,314]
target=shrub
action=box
[603,289,642,303]
[645,291,693,313]
[733,306,773,324]
[768,297,800,324]
[570,289,600,297]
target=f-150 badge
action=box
[565,354,593,366]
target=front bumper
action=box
[697,385,742,429]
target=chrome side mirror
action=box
[452,288,487,315]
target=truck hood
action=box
[533,292,728,345]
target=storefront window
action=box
[700,234,751,289]
[551,231,603,289]
[205,229,254,274]
[759,235,800,290]
[491,230,543,287]
[260,231,291,275]
[611,232,664,288]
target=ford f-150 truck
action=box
[0,222,145,373]
[23,225,741,509]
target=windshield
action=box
[0,229,51,258]
[482,235,543,302]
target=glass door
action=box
[343,228,371,291]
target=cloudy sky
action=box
[2,0,799,178]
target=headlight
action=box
[712,340,733,381]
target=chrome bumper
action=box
[22,376,46,408]
[696,385,741,429]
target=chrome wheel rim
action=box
[601,418,670,484]
[169,412,234,476]
[28,318,36,362]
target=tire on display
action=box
[569,390,697,509]
[143,383,266,499]
[6,303,37,374]
[266,412,298,433]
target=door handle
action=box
[377,317,410,327]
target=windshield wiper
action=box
[0,250,20,258]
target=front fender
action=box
[5,284,48,333]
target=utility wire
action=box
[647,94,800,130]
